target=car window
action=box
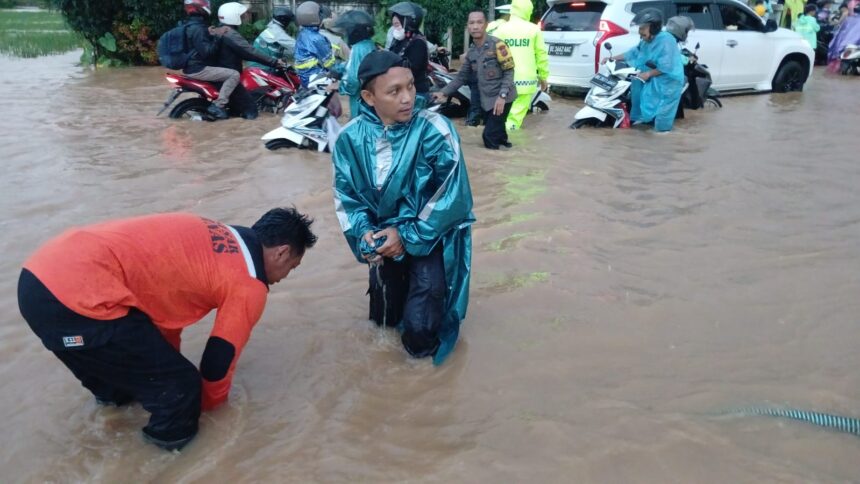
[542,2,607,32]
[718,3,762,31]
[631,1,676,20]
[676,3,715,30]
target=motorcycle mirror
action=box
[604,42,613,52]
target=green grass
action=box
[0,10,82,58]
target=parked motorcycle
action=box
[261,74,341,152]
[840,44,860,75]
[679,43,722,112]
[157,66,301,120]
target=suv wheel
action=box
[772,60,806,92]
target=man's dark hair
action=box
[468,9,487,20]
[252,207,317,254]
[804,3,818,13]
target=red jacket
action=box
[24,213,269,410]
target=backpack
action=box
[157,22,191,70]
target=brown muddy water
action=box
[1,51,860,482]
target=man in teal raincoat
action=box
[605,9,684,132]
[333,10,378,119]
[331,50,475,365]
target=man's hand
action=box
[431,92,447,104]
[209,26,228,36]
[362,231,381,263]
[539,79,548,92]
[493,96,506,116]
[637,71,652,81]
[373,227,404,259]
[275,59,287,69]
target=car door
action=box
[674,1,725,86]
[714,1,775,88]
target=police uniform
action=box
[440,34,516,149]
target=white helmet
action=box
[218,2,248,26]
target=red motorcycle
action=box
[158,66,301,120]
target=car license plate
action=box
[590,73,618,90]
[548,43,575,56]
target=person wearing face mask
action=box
[602,9,683,132]
[387,2,432,98]
[330,50,475,366]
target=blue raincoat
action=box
[338,38,377,119]
[331,100,475,365]
[624,31,684,132]
[295,26,337,87]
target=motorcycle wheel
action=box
[704,97,722,109]
[570,118,596,129]
[840,60,852,76]
[265,139,298,151]
[169,98,214,121]
[532,101,549,113]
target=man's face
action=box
[467,12,487,38]
[360,66,415,125]
[639,24,653,41]
[264,245,303,284]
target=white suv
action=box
[541,0,814,92]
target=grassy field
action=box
[0,10,81,57]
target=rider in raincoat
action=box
[251,6,296,70]
[294,1,337,87]
[493,0,550,131]
[334,10,377,119]
[331,51,475,365]
[608,9,683,132]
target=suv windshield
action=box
[542,2,606,32]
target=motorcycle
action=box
[157,66,301,120]
[261,74,341,152]
[428,56,553,119]
[570,42,718,129]
[840,44,860,75]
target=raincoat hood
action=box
[510,0,533,21]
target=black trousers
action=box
[465,79,483,126]
[483,101,513,149]
[368,247,445,359]
[17,269,201,446]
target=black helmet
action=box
[665,15,694,42]
[335,10,375,45]
[273,6,294,27]
[389,2,425,32]
[631,8,664,35]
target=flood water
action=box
[2,51,860,482]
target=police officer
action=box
[487,3,511,35]
[493,0,549,131]
[433,10,516,150]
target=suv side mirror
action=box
[765,19,778,32]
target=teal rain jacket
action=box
[331,100,475,365]
[338,39,377,119]
[624,31,684,132]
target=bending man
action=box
[18,208,316,450]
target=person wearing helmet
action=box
[321,9,351,62]
[294,1,339,87]
[332,10,378,119]
[487,3,511,35]
[252,6,297,68]
[492,0,550,131]
[388,2,432,97]
[331,50,474,366]
[665,15,696,64]
[603,8,684,132]
[181,0,237,120]
[215,2,284,119]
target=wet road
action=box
[2,51,860,482]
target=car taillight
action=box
[538,20,543,30]
[593,20,627,72]
[571,2,586,6]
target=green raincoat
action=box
[338,38,377,119]
[331,100,475,365]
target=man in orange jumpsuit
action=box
[17,208,316,451]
